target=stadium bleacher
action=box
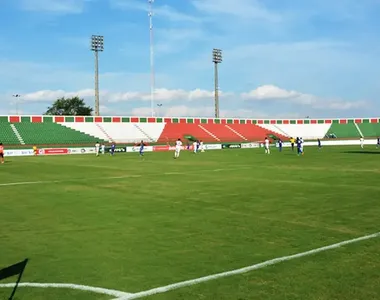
[0,116,379,146]
[12,122,106,145]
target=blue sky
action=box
[0,0,380,118]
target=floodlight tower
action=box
[212,48,222,118]
[91,35,104,116]
[12,94,21,115]
[148,0,155,117]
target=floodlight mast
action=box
[12,94,21,115]
[91,35,104,116]
[212,48,222,118]
[148,0,155,117]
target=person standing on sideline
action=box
[377,137,380,149]
[360,137,364,149]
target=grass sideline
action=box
[1,146,380,300]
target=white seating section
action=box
[134,123,166,142]
[61,122,109,141]
[60,122,166,143]
[258,124,331,139]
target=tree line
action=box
[44,97,93,116]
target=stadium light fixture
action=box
[12,94,21,115]
[91,35,104,116]
[156,103,162,117]
[212,48,222,118]
[148,0,155,117]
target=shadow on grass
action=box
[342,150,380,155]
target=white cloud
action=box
[22,89,94,102]
[9,85,369,116]
[110,0,200,22]
[19,0,90,13]
[242,85,367,110]
[241,85,301,100]
[191,0,282,22]
[19,88,223,103]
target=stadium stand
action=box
[227,123,288,141]
[61,122,166,143]
[258,124,332,139]
[1,116,379,145]
[357,123,380,137]
[0,122,21,144]
[158,123,219,143]
[326,123,361,138]
[13,122,104,145]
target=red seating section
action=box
[226,124,288,141]
[200,124,242,142]
[158,122,288,143]
[157,123,219,143]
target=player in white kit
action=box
[174,138,182,159]
[264,137,270,154]
[193,141,197,153]
[360,137,364,148]
[101,143,105,154]
[95,141,100,156]
[200,140,205,152]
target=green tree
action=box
[44,96,93,116]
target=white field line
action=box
[0,282,132,297]
[114,232,380,300]
[0,166,251,187]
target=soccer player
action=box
[290,137,295,151]
[277,139,283,152]
[101,143,106,154]
[174,138,182,159]
[110,142,116,156]
[139,140,145,156]
[0,143,4,164]
[193,140,197,154]
[297,138,304,156]
[317,138,322,150]
[33,145,38,156]
[377,137,380,149]
[360,137,364,149]
[200,140,205,152]
[264,137,270,154]
[95,141,100,156]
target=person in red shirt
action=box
[0,143,4,164]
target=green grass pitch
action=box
[0,146,379,300]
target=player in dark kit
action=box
[139,140,145,156]
[317,138,322,150]
[110,143,116,156]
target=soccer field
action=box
[1,146,379,300]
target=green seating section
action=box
[327,123,360,138]
[357,123,380,137]
[13,122,106,145]
[0,122,21,144]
